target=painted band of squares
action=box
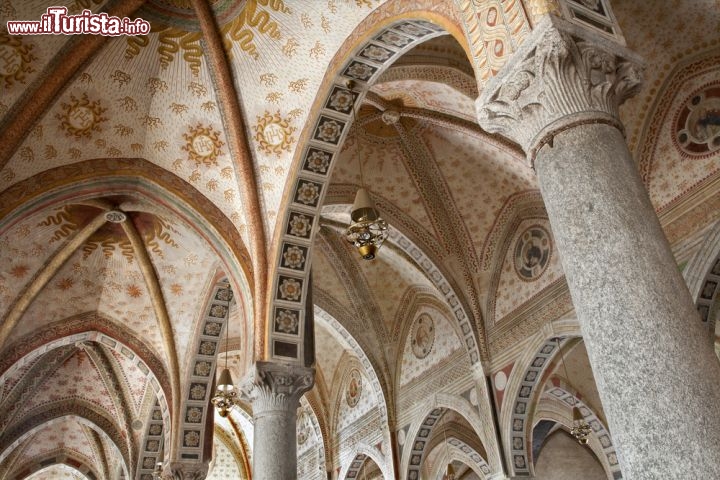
[270,19,445,362]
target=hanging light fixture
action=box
[555,337,592,445]
[211,320,237,417]
[343,80,389,260]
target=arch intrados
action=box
[339,443,390,480]
[268,9,466,363]
[320,202,484,366]
[401,397,493,479]
[0,324,170,412]
[0,411,128,475]
[8,451,101,480]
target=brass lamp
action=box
[211,320,237,417]
[345,187,389,260]
[571,405,592,445]
[555,337,592,446]
[445,463,456,480]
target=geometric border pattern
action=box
[508,338,560,476]
[447,436,492,478]
[406,407,445,480]
[696,253,720,325]
[176,281,233,464]
[136,402,166,480]
[270,19,448,363]
[545,387,622,479]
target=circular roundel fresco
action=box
[514,226,552,281]
[345,369,362,408]
[411,313,435,359]
[674,83,720,158]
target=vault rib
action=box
[0,213,107,350]
[192,0,267,359]
[120,216,182,462]
[0,0,146,171]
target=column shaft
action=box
[253,406,299,480]
[535,122,720,478]
[242,361,314,480]
[475,16,720,478]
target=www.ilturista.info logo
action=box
[6,7,150,36]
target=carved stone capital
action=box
[241,361,315,415]
[165,461,209,480]
[476,16,643,165]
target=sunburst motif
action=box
[254,111,296,156]
[182,124,225,167]
[56,93,108,140]
[0,34,36,88]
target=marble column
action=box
[242,361,315,480]
[477,17,720,479]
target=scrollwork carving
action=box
[476,17,643,164]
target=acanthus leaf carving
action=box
[241,361,315,414]
[476,16,643,164]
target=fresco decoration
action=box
[182,123,225,167]
[345,368,362,408]
[39,205,180,262]
[270,18,447,363]
[56,93,108,140]
[455,0,532,81]
[545,387,622,476]
[221,0,289,60]
[176,282,233,462]
[254,110,296,156]
[508,339,562,476]
[513,226,551,281]
[410,313,435,359]
[406,407,445,480]
[674,83,720,159]
[0,33,37,88]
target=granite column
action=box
[242,361,315,480]
[477,17,720,479]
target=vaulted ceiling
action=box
[1,0,719,478]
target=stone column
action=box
[242,361,315,480]
[477,17,720,479]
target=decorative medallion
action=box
[194,361,212,376]
[56,93,108,139]
[277,276,303,302]
[674,83,720,158]
[0,34,36,88]
[286,212,312,238]
[189,383,207,400]
[254,110,296,156]
[183,430,201,447]
[345,369,362,408]
[274,308,299,335]
[410,313,435,359]
[325,86,356,114]
[303,147,332,175]
[375,30,413,48]
[282,243,307,270]
[513,226,551,280]
[185,406,203,423]
[182,123,224,166]
[313,116,345,144]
